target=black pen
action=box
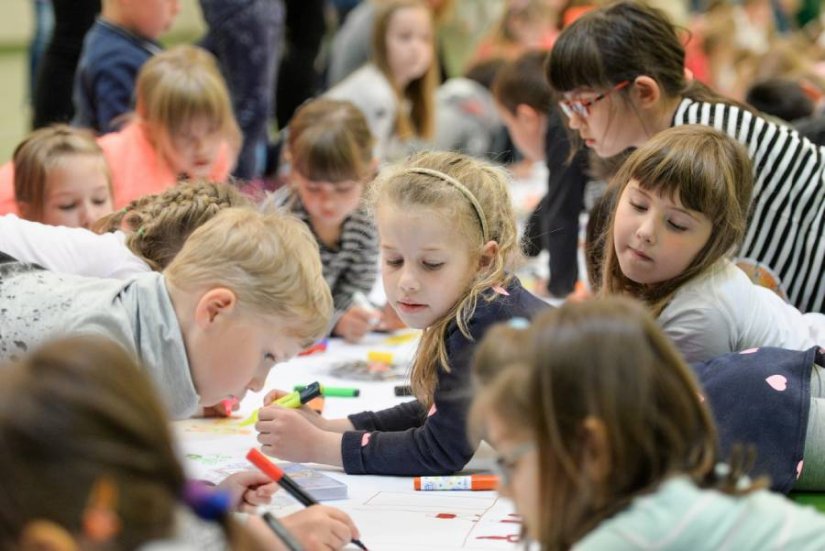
[262,512,304,551]
[247,448,369,550]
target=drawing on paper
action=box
[344,491,521,549]
[175,418,252,436]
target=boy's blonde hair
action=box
[372,0,438,140]
[287,98,375,183]
[369,151,521,405]
[601,125,753,315]
[135,45,241,154]
[13,124,111,221]
[93,180,251,271]
[165,208,333,343]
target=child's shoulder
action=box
[460,278,549,339]
[576,476,825,550]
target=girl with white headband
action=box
[255,150,548,475]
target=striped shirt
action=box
[673,98,825,313]
[273,189,379,320]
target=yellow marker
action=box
[238,382,321,426]
[367,350,394,364]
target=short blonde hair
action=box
[368,151,522,405]
[135,45,241,154]
[165,208,333,342]
[13,124,111,221]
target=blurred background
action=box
[0,0,205,161]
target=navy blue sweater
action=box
[72,19,162,133]
[342,278,548,475]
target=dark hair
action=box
[464,58,507,91]
[745,78,814,122]
[584,184,618,292]
[493,50,554,114]
[547,1,727,104]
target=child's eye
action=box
[423,261,444,270]
[93,198,109,206]
[629,201,647,212]
[58,203,78,211]
[264,353,277,363]
[385,258,403,267]
[667,220,688,232]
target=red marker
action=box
[246,449,368,550]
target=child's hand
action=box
[217,470,279,512]
[281,505,361,551]
[333,306,380,343]
[376,302,406,331]
[261,390,331,430]
[256,407,342,465]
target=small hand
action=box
[281,505,361,551]
[217,470,278,512]
[334,306,381,343]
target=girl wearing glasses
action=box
[547,1,825,315]
[469,297,825,549]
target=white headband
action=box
[406,167,489,242]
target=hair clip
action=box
[182,480,232,521]
[136,227,145,237]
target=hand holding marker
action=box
[247,448,369,551]
[239,382,323,426]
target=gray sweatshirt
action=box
[0,261,199,419]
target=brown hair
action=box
[165,207,333,343]
[0,336,271,551]
[471,297,760,550]
[600,125,753,315]
[0,336,183,549]
[13,124,112,221]
[93,180,251,271]
[287,98,375,183]
[492,50,553,114]
[368,151,522,406]
[135,45,242,158]
[372,0,439,140]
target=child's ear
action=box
[515,104,541,126]
[581,416,611,484]
[632,76,663,109]
[193,288,238,329]
[478,240,499,270]
[18,521,79,551]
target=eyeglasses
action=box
[558,80,631,119]
[492,441,536,487]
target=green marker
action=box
[294,384,360,397]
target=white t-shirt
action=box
[658,259,825,363]
[0,214,150,279]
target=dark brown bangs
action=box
[547,14,611,92]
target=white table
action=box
[174,334,522,551]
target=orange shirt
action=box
[98,120,235,209]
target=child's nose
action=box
[635,216,656,243]
[398,267,419,293]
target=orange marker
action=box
[413,474,498,491]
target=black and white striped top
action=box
[674,98,825,313]
[273,189,379,318]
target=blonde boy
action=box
[0,208,332,418]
